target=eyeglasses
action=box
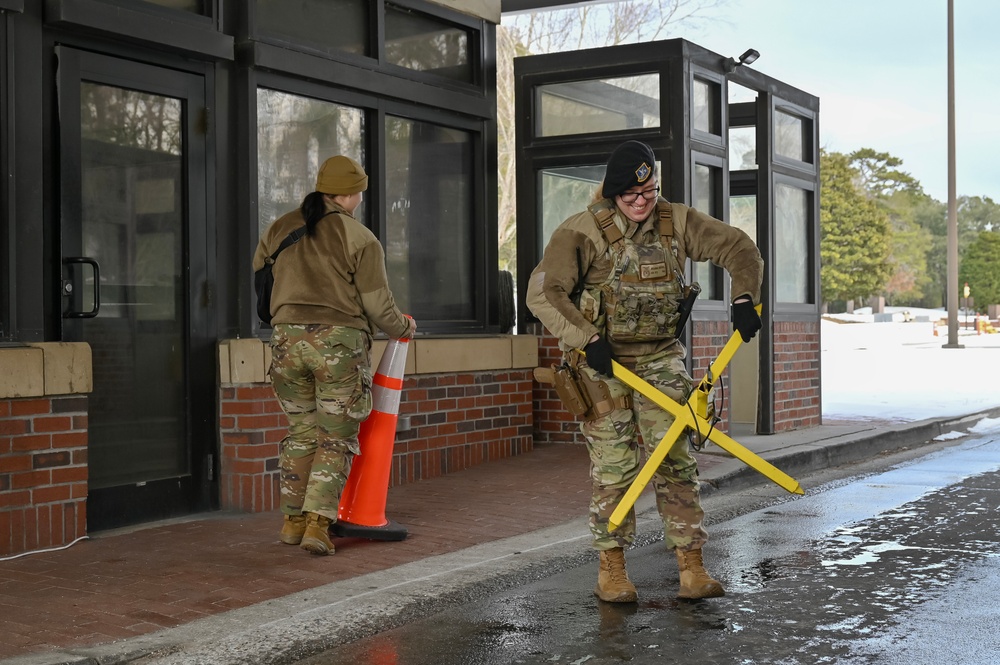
[619,186,659,203]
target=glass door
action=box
[58,48,213,530]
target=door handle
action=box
[62,257,101,318]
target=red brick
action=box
[3,454,32,472]
[221,400,259,416]
[0,508,11,555]
[51,466,87,484]
[11,399,51,416]
[9,508,25,553]
[37,504,52,549]
[224,459,266,475]
[237,414,282,430]
[33,451,71,469]
[234,443,279,460]
[32,416,73,433]
[0,420,29,436]
[53,431,87,448]
[0,490,30,509]
[32,485,72,504]
[12,469,51,489]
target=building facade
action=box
[0,0,821,558]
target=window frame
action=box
[689,151,728,305]
[772,172,818,310]
[249,70,494,336]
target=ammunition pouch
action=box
[533,361,633,421]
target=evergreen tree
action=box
[820,150,893,304]
[959,231,1000,313]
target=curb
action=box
[700,406,1000,496]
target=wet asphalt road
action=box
[297,433,1000,665]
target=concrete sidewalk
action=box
[2,407,998,665]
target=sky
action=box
[677,0,998,203]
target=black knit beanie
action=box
[601,140,657,199]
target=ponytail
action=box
[300,191,328,236]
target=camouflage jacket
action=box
[252,204,410,339]
[526,197,763,358]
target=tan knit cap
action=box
[315,155,368,195]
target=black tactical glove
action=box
[731,299,762,343]
[584,337,616,379]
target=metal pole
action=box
[944,0,962,348]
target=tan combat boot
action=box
[594,547,638,603]
[676,548,724,600]
[279,514,307,545]
[300,512,335,555]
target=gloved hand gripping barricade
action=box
[574,304,804,531]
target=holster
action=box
[675,281,701,335]
[533,360,632,421]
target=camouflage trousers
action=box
[579,346,707,552]
[270,324,373,520]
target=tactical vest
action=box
[586,200,686,343]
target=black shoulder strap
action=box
[587,200,623,249]
[266,226,307,265]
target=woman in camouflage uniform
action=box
[252,156,416,556]
[526,141,762,601]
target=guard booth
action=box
[514,38,821,436]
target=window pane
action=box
[729,126,757,170]
[256,89,364,236]
[141,0,205,13]
[386,117,474,320]
[692,78,719,135]
[540,166,604,249]
[692,163,720,299]
[385,4,472,83]
[537,74,659,137]
[775,183,810,303]
[255,0,369,57]
[775,109,806,161]
[728,82,756,104]
[730,195,757,243]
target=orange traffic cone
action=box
[333,330,410,541]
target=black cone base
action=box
[331,518,408,541]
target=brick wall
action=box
[392,370,534,484]
[218,386,284,513]
[773,320,821,430]
[218,370,535,512]
[0,396,88,557]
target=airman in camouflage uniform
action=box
[527,141,763,602]
[253,155,414,555]
[271,324,373,520]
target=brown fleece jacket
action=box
[252,204,410,339]
[526,198,763,357]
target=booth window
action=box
[385,116,475,321]
[775,182,811,303]
[692,161,724,300]
[255,0,370,57]
[692,77,721,136]
[256,89,365,238]
[385,4,473,84]
[775,108,812,164]
[536,74,659,137]
[539,165,604,248]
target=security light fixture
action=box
[725,48,761,74]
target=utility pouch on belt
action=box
[533,362,632,421]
